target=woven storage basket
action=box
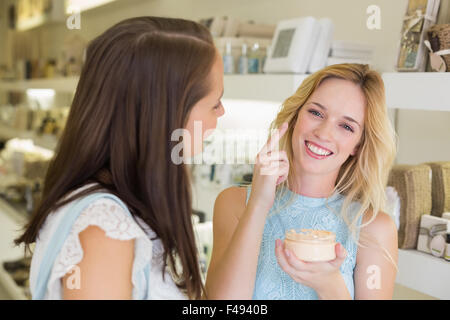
[424,161,450,216]
[387,164,432,249]
[427,24,450,71]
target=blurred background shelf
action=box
[0,77,78,93]
[396,248,450,300]
[224,73,450,111]
[0,198,29,300]
[1,73,450,112]
[0,124,57,151]
[0,266,28,300]
[382,72,450,112]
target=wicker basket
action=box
[387,164,432,249]
[424,161,450,216]
[427,24,450,71]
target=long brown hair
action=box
[14,16,217,299]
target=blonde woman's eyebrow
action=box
[308,101,361,128]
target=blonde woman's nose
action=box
[313,120,334,142]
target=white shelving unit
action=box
[223,72,450,111]
[397,249,450,300]
[382,72,450,111]
[0,77,78,94]
[1,72,449,110]
[0,124,58,151]
[0,198,29,300]
[1,72,449,300]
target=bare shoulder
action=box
[62,225,134,299]
[361,210,398,242]
[214,186,248,222]
[357,209,398,262]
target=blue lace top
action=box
[245,186,363,300]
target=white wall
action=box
[1,0,450,164]
[396,109,450,165]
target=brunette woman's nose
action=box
[218,104,225,117]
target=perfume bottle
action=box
[248,43,260,74]
[223,42,234,74]
[238,43,248,74]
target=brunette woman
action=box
[15,16,224,300]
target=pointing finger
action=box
[261,122,288,154]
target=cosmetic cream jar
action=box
[284,229,336,262]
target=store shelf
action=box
[382,72,450,111]
[396,249,450,300]
[0,265,28,300]
[0,77,79,93]
[223,72,450,111]
[0,124,57,151]
[0,198,29,300]
[1,73,449,111]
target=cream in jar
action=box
[284,229,336,262]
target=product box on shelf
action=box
[387,164,432,249]
[424,161,450,217]
[417,214,450,257]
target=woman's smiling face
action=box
[291,77,366,177]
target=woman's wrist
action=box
[316,272,352,300]
[246,197,272,216]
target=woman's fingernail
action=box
[285,249,290,257]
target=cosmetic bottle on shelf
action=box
[238,43,248,74]
[248,43,260,74]
[223,42,235,74]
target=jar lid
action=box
[285,229,336,243]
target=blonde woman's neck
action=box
[288,167,339,198]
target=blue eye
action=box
[309,109,322,117]
[342,124,354,132]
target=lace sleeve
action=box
[46,198,153,299]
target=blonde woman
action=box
[205,64,398,300]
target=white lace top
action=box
[29,184,187,300]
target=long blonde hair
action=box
[271,63,398,270]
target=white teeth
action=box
[306,142,332,156]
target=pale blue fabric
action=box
[246,187,363,300]
[32,192,150,300]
